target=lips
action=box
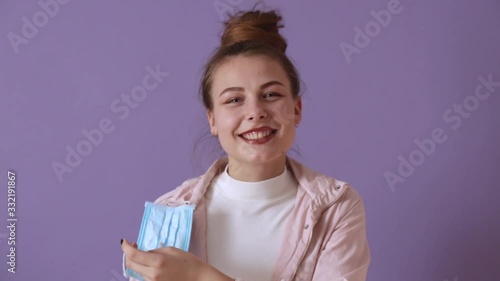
[239,130,277,140]
[238,127,277,140]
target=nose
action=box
[246,100,267,121]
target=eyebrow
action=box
[218,80,285,98]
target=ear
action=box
[294,96,302,125]
[206,109,217,136]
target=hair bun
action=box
[221,10,287,53]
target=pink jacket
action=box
[143,156,370,281]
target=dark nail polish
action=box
[121,239,123,245]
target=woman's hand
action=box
[121,239,234,281]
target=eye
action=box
[264,92,281,99]
[226,97,241,104]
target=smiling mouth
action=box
[238,129,278,140]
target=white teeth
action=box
[241,130,273,140]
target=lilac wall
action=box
[1,0,499,280]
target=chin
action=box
[235,151,285,164]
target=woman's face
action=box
[207,54,302,166]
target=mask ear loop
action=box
[122,253,128,278]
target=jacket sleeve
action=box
[311,198,371,281]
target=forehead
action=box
[212,55,290,90]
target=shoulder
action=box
[321,182,367,226]
[337,183,366,214]
[152,176,203,206]
[288,156,364,215]
[289,157,364,210]
[151,157,229,206]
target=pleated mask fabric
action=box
[123,202,195,281]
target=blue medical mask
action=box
[122,202,195,281]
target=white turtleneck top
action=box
[205,163,299,281]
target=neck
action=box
[226,155,287,182]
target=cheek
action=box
[273,103,296,127]
[216,112,239,134]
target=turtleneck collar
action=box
[212,163,297,201]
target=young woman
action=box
[121,9,370,281]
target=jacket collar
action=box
[188,155,348,218]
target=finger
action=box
[126,258,155,280]
[149,245,178,256]
[121,239,159,266]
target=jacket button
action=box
[304,224,309,229]
[335,184,341,190]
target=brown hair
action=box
[200,9,302,111]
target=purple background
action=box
[1,0,499,280]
